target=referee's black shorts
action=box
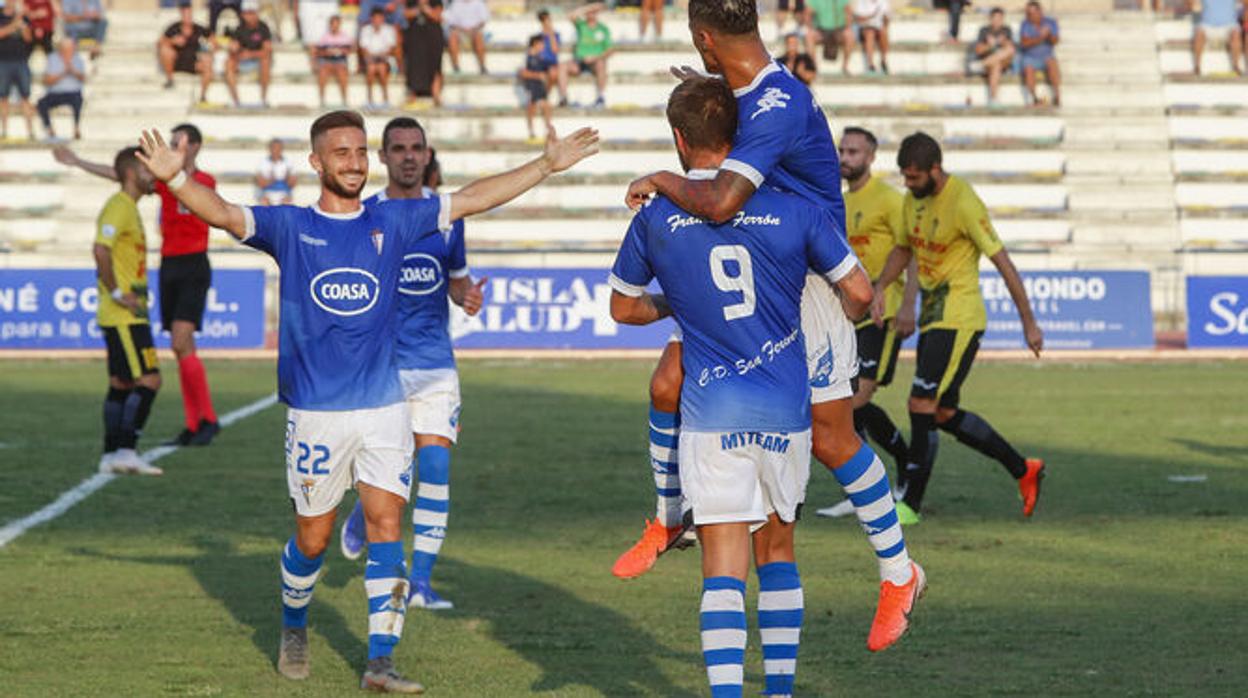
[159,252,212,331]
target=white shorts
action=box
[802,272,858,403]
[285,402,415,518]
[399,368,462,443]
[680,429,812,526]
[445,0,490,31]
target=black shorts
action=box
[779,0,806,12]
[856,320,902,387]
[103,324,160,381]
[159,252,212,331]
[173,50,205,75]
[911,328,982,408]
[524,79,548,103]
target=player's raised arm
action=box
[626,168,755,224]
[53,145,119,182]
[447,126,599,222]
[136,129,249,239]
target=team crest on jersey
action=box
[750,87,791,120]
[370,228,384,254]
[398,253,445,296]
[310,267,381,316]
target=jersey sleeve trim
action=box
[721,159,765,188]
[824,253,861,284]
[608,273,646,298]
[240,206,256,241]
[437,192,452,232]
[448,266,470,279]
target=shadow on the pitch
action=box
[440,559,701,697]
[70,534,368,673]
[1169,437,1248,461]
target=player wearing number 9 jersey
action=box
[610,77,872,698]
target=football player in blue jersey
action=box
[616,0,924,653]
[337,117,484,612]
[136,112,597,693]
[610,76,873,698]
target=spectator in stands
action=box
[936,0,970,43]
[62,0,108,60]
[209,0,243,37]
[37,37,86,140]
[256,137,296,204]
[853,0,891,74]
[159,2,214,103]
[809,0,854,75]
[519,33,553,141]
[0,0,35,142]
[1242,0,1248,68]
[403,0,445,106]
[1190,0,1244,75]
[1019,0,1061,106]
[567,2,612,109]
[974,6,1015,105]
[424,146,441,189]
[21,0,55,55]
[224,1,272,107]
[259,0,288,42]
[776,0,807,37]
[359,6,399,105]
[537,9,569,106]
[359,0,406,27]
[640,0,664,42]
[445,0,489,74]
[781,32,816,85]
[298,0,340,45]
[314,15,353,106]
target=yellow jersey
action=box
[897,175,1003,331]
[846,175,906,326]
[94,191,150,327]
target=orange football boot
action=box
[1018,458,1046,517]
[612,519,685,579]
[867,561,926,652]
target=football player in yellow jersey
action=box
[94,146,164,476]
[817,127,919,519]
[872,132,1045,524]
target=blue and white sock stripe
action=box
[366,541,409,659]
[650,407,683,526]
[281,538,323,627]
[833,445,912,582]
[701,576,746,698]
[758,562,803,697]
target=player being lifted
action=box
[136,112,597,693]
[611,76,873,698]
[621,0,922,651]
[818,127,919,519]
[338,117,485,611]
[871,132,1045,525]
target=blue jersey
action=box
[243,196,448,410]
[721,61,847,234]
[365,189,468,371]
[610,175,858,432]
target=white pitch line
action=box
[0,392,278,549]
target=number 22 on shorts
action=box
[294,442,331,475]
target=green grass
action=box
[1,358,1247,696]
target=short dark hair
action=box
[991,6,1005,16]
[381,116,426,151]
[114,146,144,180]
[171,122,202,145]
[370,6,386,15]
[842,126,878,150]
[537,9,550,21]
[666,76,738,152]
[688,0,758,36]
[311,110,366,146]
[1026,0,1041,9]
[897,132,943,171]
[528,33,544,48]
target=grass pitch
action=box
[1,358,1246,696]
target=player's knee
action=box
[649,374,680,412]
[908,396,937,414]
[138,373,162,392]
[934,406,958,425]
[812,428,860,470]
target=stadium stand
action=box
[1,2,1245,310]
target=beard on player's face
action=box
[841,163,868,182]
[386,160,425,190]
[908,174,937,199]
[321,167,366,198]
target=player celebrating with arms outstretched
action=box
[620,0,922,652]
[611,76,873,698]
[136,112,597,693]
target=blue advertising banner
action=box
[450,267,675,349]
[1186,276,1248,348]
[0,268,266,349]
[978,270,1154,350]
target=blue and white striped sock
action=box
[366,540,409,660]
[650,406,682,528]
[701,576,747,698]
[832,444,913,585]
[280,537,323,628]
[411,445,450,580]
[758,562,804,697]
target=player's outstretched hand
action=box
[543,126,599,175]
[461,277,487,316]
[669,65,705,81]
[1024,318,1044,357]
[51,144,78,166]
[870,286,886,328]
[625,173,658,211]
[135,129,187,183]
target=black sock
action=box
[902,412,939,512]
[939,409,1027,478]
[856,403,910,472]
[118,386,157,450]
[103,387,129,453]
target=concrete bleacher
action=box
[1,4,1245,292]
